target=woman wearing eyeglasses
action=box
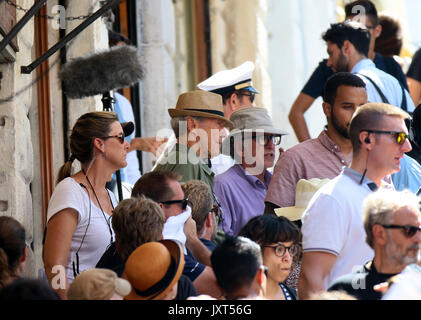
[239,214,301,300]
[43,111,131,299]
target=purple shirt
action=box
[214,164,272,236]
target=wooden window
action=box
[0,0,19,52]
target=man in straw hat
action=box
[197,61,259,175]
[153,90,233,193]
[214,107,287,236]
[298,102,412,299]
[265,72,367,214]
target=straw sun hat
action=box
[123,239,185,300]
[275,178,330,221]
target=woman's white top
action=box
[47,177,117,283]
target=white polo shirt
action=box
[301,168,376,289]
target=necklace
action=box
[81,168,114,244]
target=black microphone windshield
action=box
[59,45,144,99]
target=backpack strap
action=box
[399,81,408,112]
[357,73,390,104]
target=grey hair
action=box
[363,189,421,248]
[170,116,205,138]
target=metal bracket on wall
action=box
[19,0,122,74]
[0,0,47,57]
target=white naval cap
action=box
[197,61,259,95]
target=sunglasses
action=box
[381,224,421,238]
[362,130,408,145]
[161,198,189,210]
[99,132,125,144]
[236,91,256,103]
[263,243,298,258]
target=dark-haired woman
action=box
[43,111,131,299]
[239,214,301,300]
[0,216,27,291]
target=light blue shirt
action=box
[391,154,421,193]
[351,59,415,113]
[113,92,141,185]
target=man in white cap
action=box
[197,61,259,175]
[214,107,287,236]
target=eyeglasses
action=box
[236,91,256,103]
[252,134,282,146]
[362,130,409,145]
[263,243,298,258]
[98,133,125,144]
[161,198,189,210]
[381,224,421,238]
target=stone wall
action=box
[0,0,36,277]
[136,0,179,173]
[209,0,272,113]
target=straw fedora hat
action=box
[168,90,233,129]
[124,239,185,300]
[275,178,330,221]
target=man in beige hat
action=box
[153,90,233,192]
[198,61,258,176]
[214,107,287,236]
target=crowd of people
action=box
[1,0,421,301]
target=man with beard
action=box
[328,189,421,300]
[298,102,412,299]
[323,21,414,113]
[289,0,409,143]
[265,72,367,213]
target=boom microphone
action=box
[59,44,144,99]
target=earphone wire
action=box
[73,182,91,278]
[72,159,95,277]
[359,149,370,185]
